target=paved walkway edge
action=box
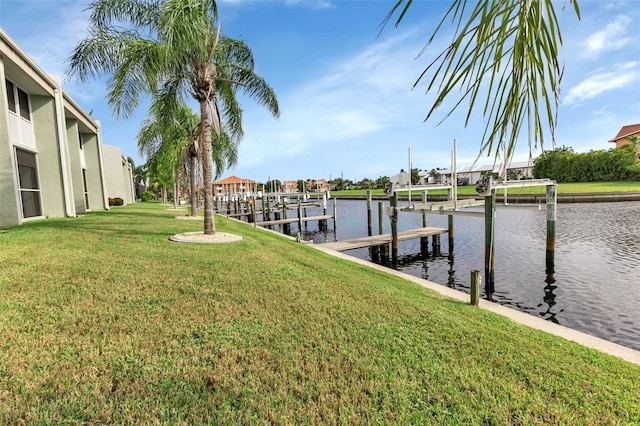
[311,243,640,366]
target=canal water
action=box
[270,198,640,351]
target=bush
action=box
[141,192,153,202]
[108,197,124,206]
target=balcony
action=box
[8,111,36,149]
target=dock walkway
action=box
[321,227,447,251]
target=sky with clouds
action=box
[1,0,639,183]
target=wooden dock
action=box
[321,227,447,251]
[256,215,333,227]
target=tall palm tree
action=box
[382,0,581,163]
[138,98,237,215]
[68,0,279,234]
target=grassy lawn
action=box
[333,181,640,197]
[1,203,638,423]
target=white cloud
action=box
[221,0,335,10]
[581,15,632,57]
[283,0,335,10]
[564,62,640,105]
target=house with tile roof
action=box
[306,179,331,192]
[212,175,258,196]
[609,123,640,153]
[1,28,127,228]
[282,180,299,193]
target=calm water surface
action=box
[268,198,640,351]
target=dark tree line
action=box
[533,145,640,182]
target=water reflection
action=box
[537,274,562,324]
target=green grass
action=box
[333,181,640,197]
[0,203,638,424]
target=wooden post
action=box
[432,234,441,257]
[321,192,328,231]
[546,184,557,276]
[391,192,399,267]
[265,195,272,228]
[332,197,337,232]
[484,189,496,300]
[282,199,290,235]
[253,197,257,227]
[448,214,454,254]
[367,190,372,236]
[297,199,303,237]
[371,201,383,261]
[420,190,429,256]
[470,270,480,306]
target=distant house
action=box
[282,180,298,193]
[609,124,640,153]
[306,179,331,192]
[390,171,411,187]
[436,159,534,185]
[1,28,117,228]
[212,175,258,196]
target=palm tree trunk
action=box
[200,101,215,234]
[189,155,197,217]
[173,169,180,210]
[162,185,168,204]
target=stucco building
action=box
[1,28,132,228]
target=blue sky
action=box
[1,0,639,183]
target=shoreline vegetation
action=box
[0,201,638,423]
[330,181,640,199]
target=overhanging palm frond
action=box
[383,0,581,161]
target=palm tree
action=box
[138,97,238,215]
[68,0,279,234]
[382,0,581,162]
[137,99,199,210]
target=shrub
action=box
[141,192,153,202]
[108,197,124,206]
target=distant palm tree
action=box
[382,0,581,162]
[68,0,279,234]
[138,99,199,210]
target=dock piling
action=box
[420,190,429,256]
[470,270,480,306]
[546,184,557,277]
[484,189,496,300]
[282,198,290,235]
[391,192,399,266]
[367,190,373,237]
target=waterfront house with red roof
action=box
[609,124,640,153]
[282,180,298,193]
[212,175,258,196]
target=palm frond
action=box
[386,0,580,160]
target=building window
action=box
[5,80,31,120]
[82,169,90,210]
[15,149,42,218]
[6,80,17,112]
